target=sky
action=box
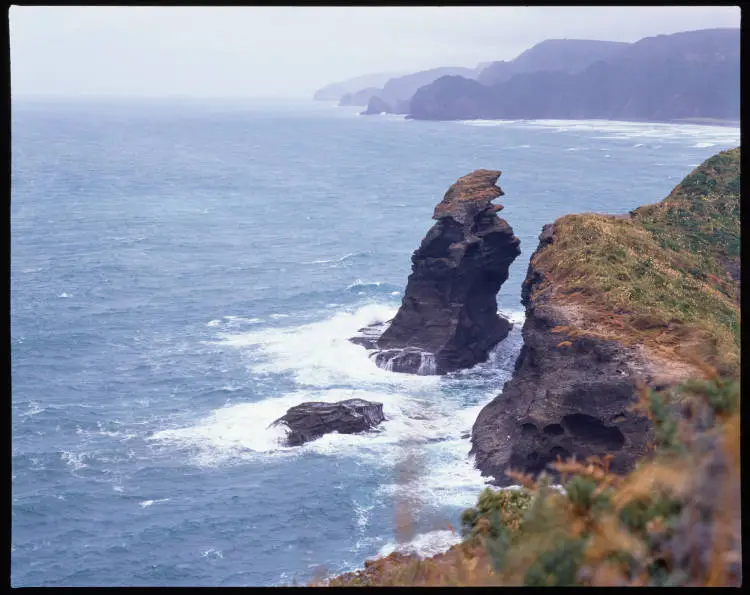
[9,5,741,98]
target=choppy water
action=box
[11,98,739,586]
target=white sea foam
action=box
[304,252,364,265]
[61,451,89,471]
[353,499,374,532]
[149,386,448,466]
[458,118,739,148]
[156,304,525,514]
[139,498,170,508]
[212,303,426,387]
[201,547,224,559]
[223,316,262,324]
[20,401,45,417]
[377,529,462,559]
[346,279,383,290]
[500,308,525,325]
[58,292,71,298]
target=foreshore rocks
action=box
[470,224,652,485]
[270,399,385,446]
[350,169,521,375]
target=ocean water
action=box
[11,98,739,586]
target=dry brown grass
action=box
[316,376,740,588]
[524,148,740,377]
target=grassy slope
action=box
[530,147,740,375]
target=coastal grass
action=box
[318,376,740,587]
[530,147,740,374]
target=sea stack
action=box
[351,169,521,374]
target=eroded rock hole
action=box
[562,413,625,450]
[543,423,565,436]
[521,423,538,436]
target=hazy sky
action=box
[10,5,741,98]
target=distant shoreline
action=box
[667,117,740,128]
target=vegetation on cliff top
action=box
[529,147,740,376]
[318,376,740,586]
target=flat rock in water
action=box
[270,399,385,446]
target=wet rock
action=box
[270,399,385,446]
[351,169,521,375]
[470,224,652,485]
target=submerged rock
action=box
[351,169,521,375]
[270,399,385,446]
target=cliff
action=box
[350,170,521,374]
[471,147,741,485]
[477,38,629,86]
[362,66,479,116]
[316,148,741,587]
[409,28,739,122]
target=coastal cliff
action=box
[409,28,739,122]
[471,147,741,484]
[351,169,521,374]
[321,147,741,587]
[319,147,740,587]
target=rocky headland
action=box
[350,169,521,374]
[321,147,741,587]
[314,29,739,124]
[471,147,741,485]
[410,29,739,122]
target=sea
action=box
[10,97,740,586]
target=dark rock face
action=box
[271,399,385,446]
[351,170,521,375]
[470,225,652,485]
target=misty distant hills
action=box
[339,87,381,107]
[409,28,739,122]
[360,66,481,114]
[313,28,739,124]
[312,72,402,101]
[476,39,629,85]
